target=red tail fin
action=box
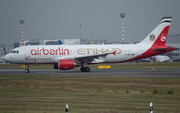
[154,25,170,45]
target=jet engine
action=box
[53,59,75,70]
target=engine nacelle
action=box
[53,59,75,70]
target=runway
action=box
[0,69,180,78]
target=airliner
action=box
[4,17,175,73]
[149,55,173,62]
[0,47,6,62]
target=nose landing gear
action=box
[25,64,29,73]
[25,69,29,73]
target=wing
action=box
[66,52,113,64]
[53,51,116,64]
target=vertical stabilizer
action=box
[4,47,6,55]
[58,40,63,45]
[140,17,171,45]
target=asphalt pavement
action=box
[0,69,180,78]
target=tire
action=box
[85,67,90,72]
[25,69,29,73]
[80,67,86,72]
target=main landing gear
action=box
[25,64,29,73]
[80,67,90,72]
[80,63,90,72]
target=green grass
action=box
[0,74,180,113]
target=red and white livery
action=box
[4,17,175,73]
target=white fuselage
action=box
[150,55,172,62]
[4,44,150,64]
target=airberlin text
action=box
[30,47,69,55]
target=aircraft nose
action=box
[3,55,6,61]
[3,55,9,61]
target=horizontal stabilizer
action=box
[152,47,174,51]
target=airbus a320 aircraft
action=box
[150,55,173,62]
[4,17,175,73]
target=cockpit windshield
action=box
[10,50,19,53]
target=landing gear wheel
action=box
[85,67,90,72]
[80,67,86,72]
[80,67,90,72]
[25,69,29,73]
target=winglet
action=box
[112,51,117,56]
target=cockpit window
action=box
[10,50,19,54]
